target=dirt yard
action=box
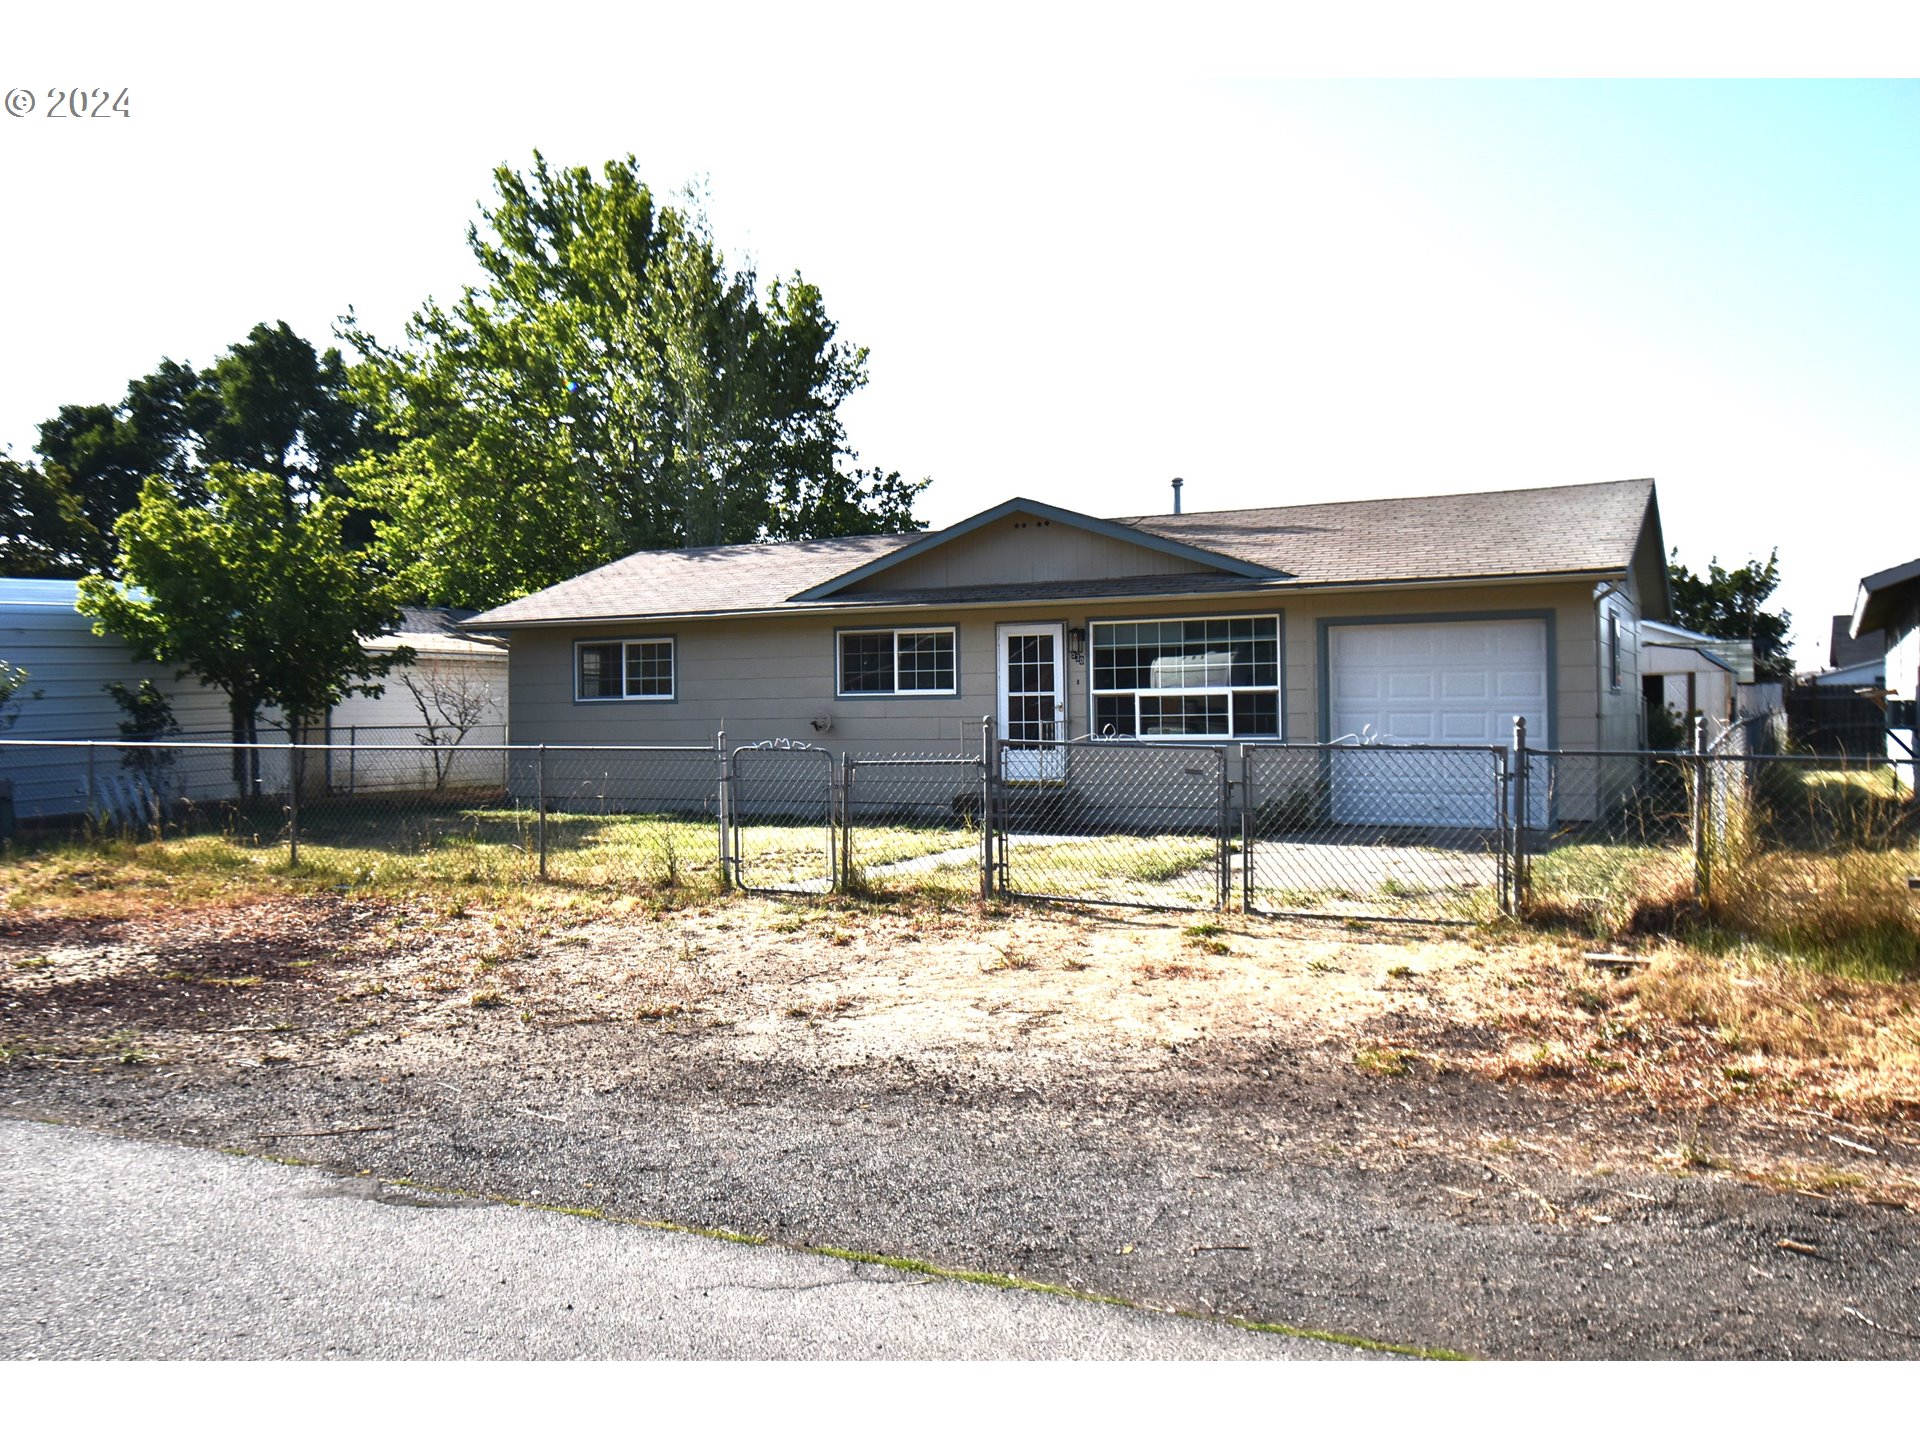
[4,886,1918,1358]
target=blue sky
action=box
[5,12,1915,666]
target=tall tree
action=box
[345,154,927,608]
[1667,548,1794,682]
[77,465,406,788]
[1,452,92,576]
[8,323,373,576]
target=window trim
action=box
[1089,613,1284,741]
[573,636,678,704]
[834,625,960,699]
[1607,611,1623,692]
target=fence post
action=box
[979,717,993,899]
[835,754,849,895]
[1495,746,1512,917]
[1690,715,1709,907]
[288,744,301,867]
[348,725,357,799]
[536,744,548,881]
[86,741,97,824]
[714,731,730,891]
[1239,744,1255,913]
[1216,746,1230,911]
[1510,716,1529,913]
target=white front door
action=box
[997,623,1066,782]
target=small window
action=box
[1608,613,1622,692]
[837,627,957,697]
[575,638,675,702]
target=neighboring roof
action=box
[1830,615,1885,669]
[0,578,87,615]
[1853,557,1920,638]
[1644,642,1736,676]
[0,579,502,656]
[1805,657,1885,689]
[1642,619,1757,683]
[471,477,1662,629]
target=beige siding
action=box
[1597,583,1643,750]
[841,515,1214,593]
[506,578,1616,757]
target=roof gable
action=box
[788,498,1284,601]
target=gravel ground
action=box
[3,892,1917,1359]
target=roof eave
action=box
[467,567,1624,631]
[1853,556,1920,637]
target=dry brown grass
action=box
[1455,938,1920,1123]
[1706,847,1920,976]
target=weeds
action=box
[1353,1046,1419,1078]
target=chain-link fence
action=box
[1517,748,1698,932]
[1241,744,1512,923]
[3,733,1911,935]
[727,742,836,894]
[994,739,1228,910]
[843,754,988,899]
[535,745,725,888]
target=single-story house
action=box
[467,477,1670,825]
[0,581,507,818]
[1851,557,1920,779]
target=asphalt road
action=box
[0,1119,1363,1360]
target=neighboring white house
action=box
[0,580,507,819]
[1852,557,1920,782]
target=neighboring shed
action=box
[324,606,508,742]
[1640,618,1746,726]
[0,582,508,819]
[0,578,259,820]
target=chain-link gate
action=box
[843,754,990,897]
[1241,743,1513,922]
[727,741,837,894]
[993,739,1229,910]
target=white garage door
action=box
[1328,619,1548,827]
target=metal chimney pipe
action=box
[1171,476,1184,514]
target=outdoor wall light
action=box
[1067,626,1087,663]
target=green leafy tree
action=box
[1667,548,1794,683]
[78,465,407,789]
[1,452,93,576]
[11,324,374,576]
[0,660,36,732]
[105,679,183,789]
[345,154,927,608]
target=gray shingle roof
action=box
[469,478,1657,628]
